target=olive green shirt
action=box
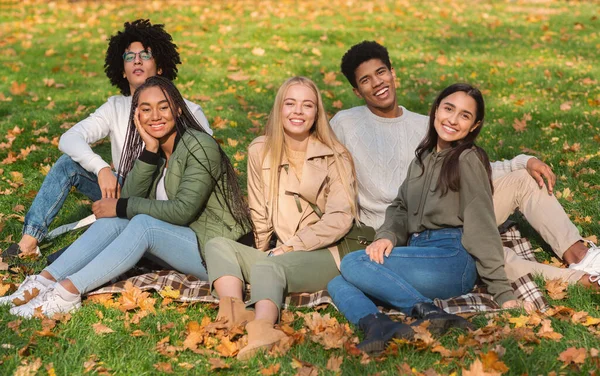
[376,148,516,305]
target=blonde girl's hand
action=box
[365,238,393,264]
[134,107,159,153]
[502,299,536,313]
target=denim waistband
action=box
[410,227,463,241]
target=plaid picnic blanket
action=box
[89,225,549,314]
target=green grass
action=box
[1,0,600,374]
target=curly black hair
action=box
[104,19,181,96]
[340,41,392,88]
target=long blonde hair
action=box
[263,76,358,222]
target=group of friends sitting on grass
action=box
[1,19,599,359]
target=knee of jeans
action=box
[53,154,78,174]
[327,275,345,296]
[128,214,155,228]
[340,250,366,274]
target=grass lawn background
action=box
[0,0,599,374]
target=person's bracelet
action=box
[267,250,275,257]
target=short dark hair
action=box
[340,41,392,88]
[104,19,181,96]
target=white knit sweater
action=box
[331,105,531,230]
[59,95,212,175]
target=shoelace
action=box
[589,274,600,285]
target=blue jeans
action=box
[327,228,477,325]
[23,154,103,241]
[45,214,207,294]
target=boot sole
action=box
[356,339,386,356]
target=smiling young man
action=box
[5,19,212,259]
[330,41,599,286]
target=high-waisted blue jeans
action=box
[327,228,477,324]
[45,214,207,294]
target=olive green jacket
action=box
[117,129,246,250]
[376,148,516,306]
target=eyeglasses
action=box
[122,50,153,62]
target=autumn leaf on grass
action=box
[480,351,510,374]
[512,113,532,132]
[92,322,115,335]
[227,72,250,82]
[153,362,173,374]
[183,321,204,351]
[558,347,587,364]
[36,318,57,337]
[216,336,239,357]
[212,116,228,130]
[0,258,9,272]
[260,363,281,375]
[537,319,563,341]
[10,81,27,96]
[326,355,343,373]
[508,315,529,328]
[233,151,246,162]
[462,358,502,376]
[86,293,119,309]
[583,316,600,327]
[14,357,42,376]
[332,100,343,109]
[252,47,265,56]
[299,312,354,349]
[291,357,319,376]
[560,101,572,111]
[209,357,230,371]
[323,71,342,86]
[545,278,568,300]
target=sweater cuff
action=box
[510,154,533,171]
[139,149,160,165]
[374,231,397,246]
[116,198,129,218]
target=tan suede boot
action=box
[216,297,255,330]
[236,319,288,361]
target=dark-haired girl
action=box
[328,83,530,355]
[8,76,250,318]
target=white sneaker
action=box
[569,242,600,274]
[9,285,81,318]
[0,275,50,307]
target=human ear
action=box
[470,121,481,132]
[158,68,163,75]
[352,87,363,99]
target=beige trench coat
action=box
[247,135,355,268]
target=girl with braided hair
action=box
[8,76,251,318]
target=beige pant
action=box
[204,237,340,310]
[493,170,584,283]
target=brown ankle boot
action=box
[216,297,255,330]
[237,319,288,361]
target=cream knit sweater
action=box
[331,105,531,230]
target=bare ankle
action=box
[563,241,588,265]
[39,270,57,282]
[579,274,599,291]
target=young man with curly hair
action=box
[330,41,599,289]
[5,19,212,259]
